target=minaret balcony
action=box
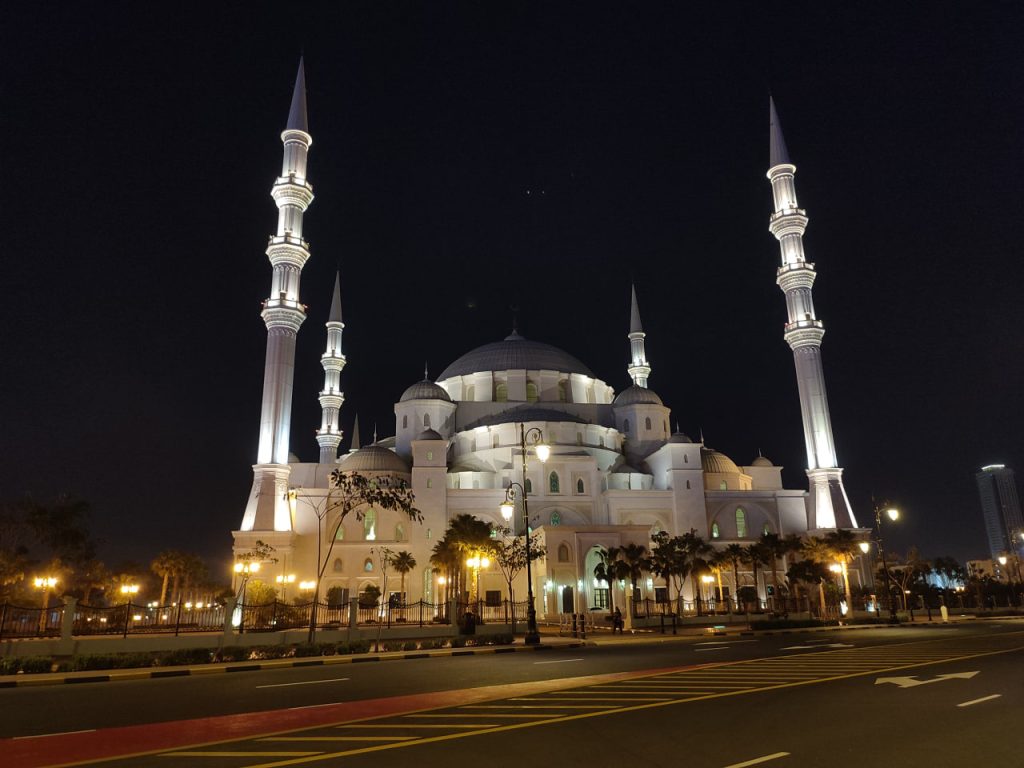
[261,304,306,332]
[783,320,825,350]
[768,209,808,239]
[271,178,315,210]
[266,237,311,268]
[776,263,817,292]
[318,392,344,409]
[320,354,347,370]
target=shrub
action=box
[71,653,154,671]
[318,643,337,656]
[20,657,55,674]
[348,639,371,654]
[749,618,829,630]
[382,640,404,652]
[156,648,212,667]
[215,646,250,662]
[402,640,419,651]
[293,644,321,658]
[451,637,467,648]
[0,657,22,675]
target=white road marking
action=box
[534,657,585,665]
[722,752,790,767]
[957,694,1002,708]
[780,643,854,650]
[696,647,730,652]
[694,640,758,646]
[287,703,338,710]
[875,671,978,689]
[256,676,350,689]
[14,729,96,740]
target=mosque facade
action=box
[232,62,865,615]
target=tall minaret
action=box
[239,59,314,533]
[627,284,651,388]
[767,97,856,529]
[316,273,346,463]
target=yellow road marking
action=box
[260,737,417,742]
[337,724,489,729]
[723,751,791,767]
[404,713,559,719]
[459,704,609,709]
[158,751,323,757]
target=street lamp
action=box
[498,423,549,645]
[233,561,260,627]
[872,502,900,624]
[467,553,491,608]
[33,576,57,634]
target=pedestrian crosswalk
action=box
[94,630,1024,768]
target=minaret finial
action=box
[424,360,429,381]
[769,95,790,168]
[373,423,378,444]
[350,414,361,451]
[626,283,651,388]
[286,57,309,133]
[699,427,705,444]
[328,271,342,322]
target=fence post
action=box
[348,598,358,630]
[175,599,184,637]
[61,596,77,641]
[0,603,7,640]
[223,596,236,637]
[419,600,424,628]
[123,600,132,638]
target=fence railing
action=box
[0,603,62,639]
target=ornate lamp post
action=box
[872,503,900,623]
[33,576,57,634]
[498,424,549,645]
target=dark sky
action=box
[3,4,1022,573]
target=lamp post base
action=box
[524,605,541,645]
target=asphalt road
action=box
[5,622,1024,767]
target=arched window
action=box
[645,417,652,430]
[426,528,432,539]
[549,472,560,493]
[492,435,499,448]
[558,380,568,402]
[426,451,433,460]
[623,419,631,433]
[423,568,433,602]
[466,384,476,401]
[735,508,747,538]
[525,478,533,494]
[686,480,691,489]
[720,480,728,490]
[550,511,561,526]
[576,432,583,446]
[363,509,376,541]
[599,437,605,448]
[423,413,431,428]
[333,558,344,572]
[395,523,405,541]
[763,522,771,536]
[426,478,433,489]
[402,415,408,429]
[557,543,570,562]
[684,454,689,463]
[526,380,538,403]
[576,478,584,494]
[334,524,345,541]
[495,382,508,402]
[363,558,373,572]
[711,522,720,539]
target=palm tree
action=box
[594,547,630,613]
[430,537,460,608]
[823,529,860,614]
[742,542,770,611]
[723,543,745,613]
[802,536,834,618]
[151,550,185,606]
[708,550,729,613]
[760,532,801,609]
[618,543,650,603]
[390,551,417,604]
[787,558,830,616]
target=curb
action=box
[0,641,586,689]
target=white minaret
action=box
[316,273,346,463]
[627,284,651,388]
[767,97,856,530]
[239,60,314,533]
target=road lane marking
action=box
[461,704,610,709]
[695,640,758,645]
[338,724,491,729]
[534,658,584,665]
[159,751,323,757]
[957,694,1002,707]
[257,677,350,689]
[722,751,790,767]
[261,737,417,741]
[875,671,978,688]
[405,713,559,719]
[696,647,730,652]
[13,729,96,740]
[780,643,853,650]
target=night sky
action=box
[4,4,1022,573]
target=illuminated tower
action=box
[239,59,314,533]
[316,273,346,463]
[767,97,856,529]
[627,284,651,388]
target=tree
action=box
[760,532,801,607]
[678,531,713,613]
[650,532,688,608]
[742,542,770,609]
[787,558,830,617]
[442,514,495,602]
[618,543,650,603]
[390,550,417,603]
[151,550,182,606]
[823,529,861,613]
[491,526,546,630]
[802,536,835,618]
[593,547,631,613]
[430,537,460,608]
[723,543,746,613]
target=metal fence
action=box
[0,603,62,639]
[74,602,226,636]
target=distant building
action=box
[974,465,1024,560]
[966,559,1011,584]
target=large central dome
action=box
[438,332,594,380]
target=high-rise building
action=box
[975,464,1024,560]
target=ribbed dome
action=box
[613,385,663,407]
[338,445,410,474]
[415,428,443,441]
[667,431,693,444]
[400,379,452,403]
[751,455,774,467]
[438,332,593,380]
[701,447,740,475]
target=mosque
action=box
[232,61,864,616]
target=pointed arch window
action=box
[495,382,508,402]
[711,522,720,539]
[426,478,433,489]
[557,543,570,562]
[402,415,408,429]
[395,523,405,541]
[363,509,376,541]
[735,508,747,539]
[763,522,771,536]
[549,472,560,494]
[525,478,533,494]
[334,524,345,541]
[558,380,568,402]
[623,419,631,433]
[576,478,585,494]
[466,384,476,401]
[423,413,431,428]
[686,480,691,489]
[645,417,652,430]
[333,557,344,572]
[526,380,538,403]
[363,558,374,572]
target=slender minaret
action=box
[767,97,856,529]
[627,284,651,388]
[239,59,314,533]
[316,272,346,463]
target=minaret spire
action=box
[627,283,651,388]
[238,60,315,534]
[316,272,346,463]
[767,97,856,530]
[350,414,361,452]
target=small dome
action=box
[701,447,740,475]
[400,379,452,403]
[613,385,663,407]
[751,455,773,467]
[337,445,410,474]
[667,431,693,444]
[415,428,443,441]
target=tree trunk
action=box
[159,574,169,606]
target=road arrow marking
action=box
[875,671,979,688]
[780,643,854,650]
